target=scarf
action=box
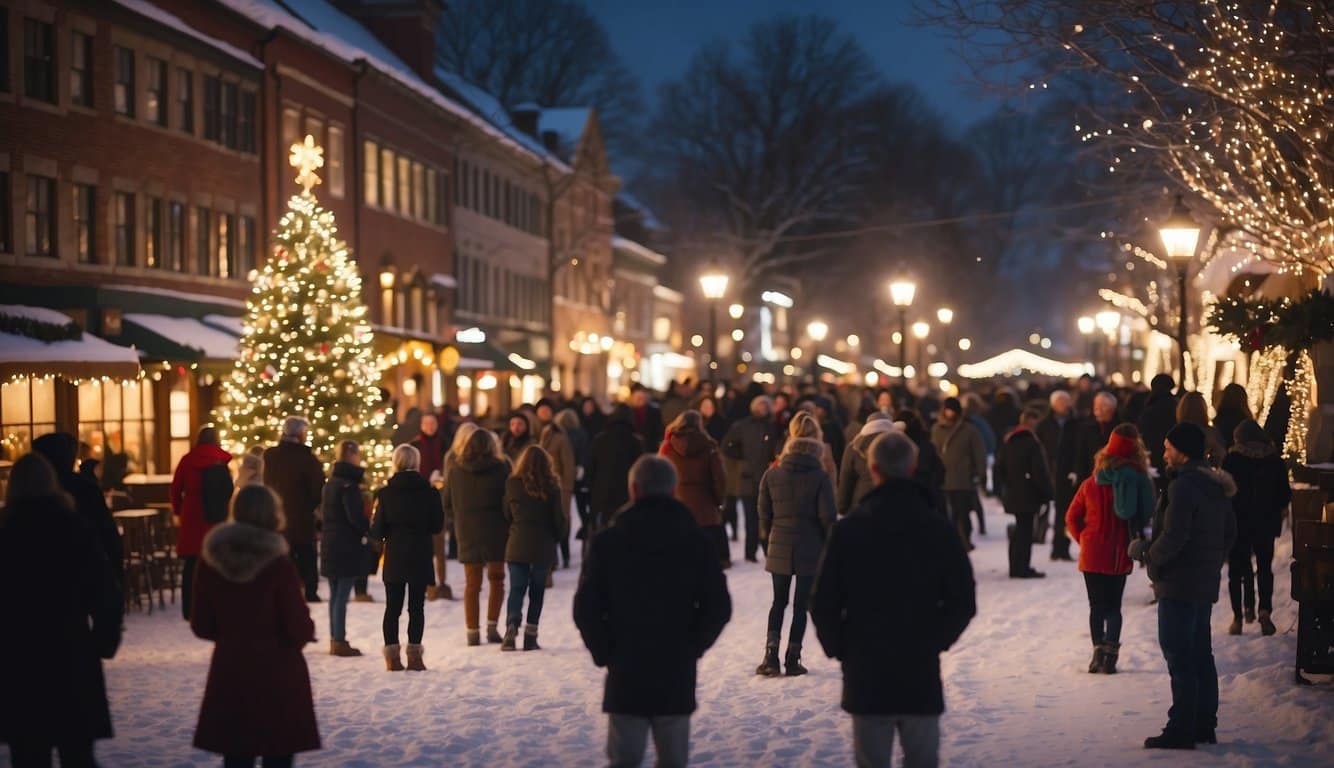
[1095,464,1154,528]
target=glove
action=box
[1127,538,1149,564]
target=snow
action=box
[123,314,239,359]
[537,107,592,158]
[98,497,1330,766]
[612,235,668,265]
[0,304,78,326]
[433,68,569,170]
[201,314,244,336]
[617,190,666,232]
[111,0,263,69]
[0,305,142,366]
[429,273,458,290]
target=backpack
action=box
[201,462,235,524]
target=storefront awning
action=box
[448,341,526,374]
[121,314,239,361]
[0,305,140,380]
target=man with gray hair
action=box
[811,431,976,768]
[264,415,326,601]
[574,455,732,768]
[1036,390,1078,559]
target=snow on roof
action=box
[202,314,244,336]
[537,107,591,158]
[617,190,666,232]
[103,284,246,309]
[0,331,143,366]
[611,235,667,266]
[0,304,78,327]
[113,0,263,69]
[429,274,457,289]
[432,68,567,170]
[123,314,239,359]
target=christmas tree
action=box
[215,135,391,482]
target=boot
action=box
[501,625,518,652]
[1195,729,1217,745]
[487,622,503,644]
[545,571,554,589]
[383,644,404,671]
[1144,731,1195,750]
[1097,643,1119,674]
[466,629,481,647]
[425,586,440,601]
[352,592,375,603]
[1228,615,1242,635]
[1088,645,1104,674]
[1244,607,1256,624]
[755,644,781,677]
[330,640,363,657]
[784,645,807,677]
[405,643,426,671]
[523,625,541,651]
[1258,610,1276,636]
[436,583,454,600]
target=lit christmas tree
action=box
[215,135,391,482]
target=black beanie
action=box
[943,397,963,414]
[1233,419,1267,447]
[1166,422,1206,461]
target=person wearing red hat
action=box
[1065,423,1154,674]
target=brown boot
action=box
[436,583,454,600]
[405,643,426,671]
[383,644,404,671]
[425,586,439,601]
[352,592,375,603]
[330,640,363,657]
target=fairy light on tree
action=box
[214,134,391,482]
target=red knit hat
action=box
[1105,431,1137,458]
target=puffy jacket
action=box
[759,439,836,576]
[371,470,445,585]
[660,427,727,528]
[170,443,234,557]
[1221,442,1291,540]
[444,454,511,564]
[722,416,780,496]
[836,432,877,517]
[503,476,567,568]
[995,427,1053,514]
[319,461,371,579]
[930,419,986,492]
[1066,475,1137,576]
[1146,461,1238,603]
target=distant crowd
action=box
[0,371,1293,767]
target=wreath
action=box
[1207,289,1334,353]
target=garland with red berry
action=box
[1207,289,1334,353]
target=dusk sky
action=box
[584,0,1001,128]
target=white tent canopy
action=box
[957,349,1092,379]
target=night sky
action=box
[584,0,999,128]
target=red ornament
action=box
[320,342,330,355]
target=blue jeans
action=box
[328,577,356,643]
[506,562,548,629]
[1157,598,1218,737]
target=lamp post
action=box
[1077,315,1095,367]
[1158,195,1201,388]
[936,308,953,369]
[889,279,916,382]
[912,321,930,381]
[1095,310,1121,379]
[806,319,829,378]
[698,261,729,376]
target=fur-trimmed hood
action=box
[780,437,826,471]
[201,522,289,583]
[667,426,715,458]
[1178,461,1238,499]
[1229,440,1276,460]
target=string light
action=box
[1283,350,1314,463]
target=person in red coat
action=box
[191,484,320,766]
[171,426,234,621]
[1065,423,1155,674]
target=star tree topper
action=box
[289,133,324,195]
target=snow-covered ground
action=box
[84,497,1330,767]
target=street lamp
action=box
[807,320,829,377]
[1095,310,1122,378]
[936,308,953,325]
[1077,316,1095,365]
[1159,195,1201,386]
[699,261,729,374]
[728,303,744,320]
[912,321,930,381]
[889,279,916,382]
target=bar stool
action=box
[114,509,159,614]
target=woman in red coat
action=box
[1065,423,1155,675]
[191,485,320,767]
[660,410,729,567]
[171,427,234,620]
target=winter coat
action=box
[1146,460,1238,603]
[1066,473,1144,577]
[912,438,947,515]
[931,419,986,491]
[810,478,976,716]
[319,461,371,579]
[170,443,234,558]
[659,427,727,528]
[836,431,879,517]
[759,439,836,576]
[1072,419,1115,483]
[0,494,121,745]
[502,430,535,465]
[573,494,732,717]
[262,440,325,546]
[372,470,445,584]
[1137,391,1178,473]
[32,432,123,585]
[444,454,510,564]
[503,476,567,568]
[410,431,448,482]
[629,404,665,453]
[1036,411,1078,509]
[191,523,319,757]
[722,415,780,497]
[995,428,1053,515]
[702,414,728,444]
[541,422,577,514]
[1221,442,1292,541]
[587,413,645,530]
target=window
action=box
[70,31,93,107]
[24,175,55,258]
[114,46,134,117]
[363,140,379,206]
[145,197,161,268]
[380,147,396,211]
[327,125,345,198]
[203,76,219,141]
[503,180,512,224]
[196,208,211,275]
[166,201,184,271]
[0,172,10,253]
[482,172,491,217]
[1,377,57,460]
[238,91,255,153]
[411,161,424,219]
[167,376,189,468]
[397,156,411,217]
[237,215,254,276]
[176,68,193,133]
[146,57,166,126]
[78,379,157,475]
[73,183,95,263]
[216,212,233,278]
[22,18,54,103]
[302,115,323,147]
[424,168,435,224]
[219,81,237,148]
[280,106,299,154]
[114,192,135,265]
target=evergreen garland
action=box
[1207,289,1334,353]
[0,313,83,343]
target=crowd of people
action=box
[0,370,1296,767]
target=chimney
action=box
[332,0,443,82]
[510,103,541,138]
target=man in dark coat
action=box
[586,405,645,533]
[32,432,123,587]
[320,441,371,656]
[722,395,779,562]
[574,455,731,768]
[263,416,326,602]
[411,412,452,602]
[996,407,1054,579]
[628,385,665,453]
[1129,422,1237,750]
[1059,390,1119,564]
[930,397,987,551]
[811,430,976,768]
[1036,390,1079,559]
[1137,374,1179,480]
